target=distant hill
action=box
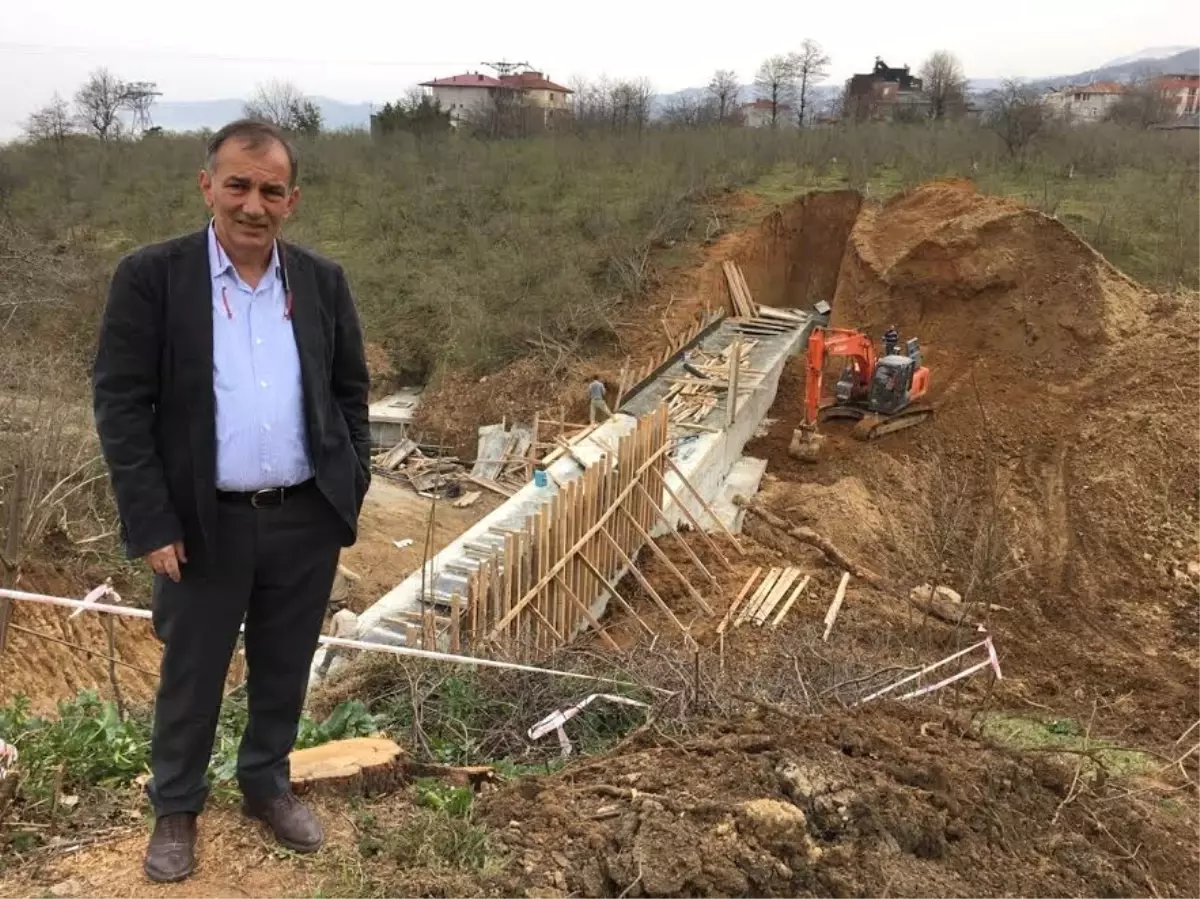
[148,96,374,133]
[1034,47,1199,89]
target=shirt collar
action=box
[207,219,281,283]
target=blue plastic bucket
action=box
[533,469,548,488]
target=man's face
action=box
[199,137,298,258]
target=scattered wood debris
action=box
[663,340,759,427]
[721,566,809,631]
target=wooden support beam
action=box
[554,572,621,651]
[618,504,713,615]
[632,481,717,586]
[726,335,741,428]
[645,465,733,571]
[485,440,671,640]
[599,526,693,644]
[577,550,655,638]
[663,455,745,554]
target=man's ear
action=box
[282,185,300,221]
[198,168,214,209]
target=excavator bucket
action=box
[788,423,824,463]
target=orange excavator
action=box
[789,326,933,461]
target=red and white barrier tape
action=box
[855,636,1002,706]
[0,585,672,695]
[529,693,651,757]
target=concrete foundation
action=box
[311,312,818,683]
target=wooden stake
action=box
[0,460,28,654]
[717,567,762,635]
[822,572,851,642]
[449,596,461,653]
[770,575,810,629]
[663,455,745,554]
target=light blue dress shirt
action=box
[208,222,313,491]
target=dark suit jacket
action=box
[92,228,372,570]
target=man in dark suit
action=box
[92,119,371,883]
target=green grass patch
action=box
[981,712,1157,775]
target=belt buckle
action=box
[251,487,281,508]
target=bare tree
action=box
[793,40,831,127]
[919,50,968,120]
[754,54,798,127]
[986,79,1049,163]
[1106,72,1175,127]
[707,69,740,124]
[245,80,323,135]
[74,69,127,141]
[24,94,74,145]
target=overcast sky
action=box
[0,0,1191,138]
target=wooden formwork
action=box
[462,406,672,660]
[616,307,725,408]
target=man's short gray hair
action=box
[205,118,299,186]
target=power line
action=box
[0,41,472,69]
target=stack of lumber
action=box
[718,566,810,633]
[722,260,808,337]
[661,340,760,427]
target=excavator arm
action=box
[803,328,878,425]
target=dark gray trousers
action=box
[146,484,341,816]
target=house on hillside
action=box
[741,98,795,128]
[419,69,573,130]
[419,72,518,126]
[1153,73,1200,117]
[844,58,926,122]
[1043,81,1124,122]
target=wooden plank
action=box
[642,463,732,573]
[753,568,801,625]
[663,454,745,554]
[735,567,781,627]
[617,501,713,614]
[717,567,762,635]
[726,335,741,428]
[770,575,811,629]
[822,572,851,642]
[599,526,692,643]
[449,596,461,652]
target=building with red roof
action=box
[1152,73,1199,116]
[419,69,573,129]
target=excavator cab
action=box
[789,328,933,462]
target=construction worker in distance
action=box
[883,324,899,357]
[588,375,612,424]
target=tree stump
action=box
[289,737,407,797]
[288,737,498,797]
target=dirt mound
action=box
[480,707,1195,898]
[834,179,1151,373]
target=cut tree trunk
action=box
[289,737,497,797]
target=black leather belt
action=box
[217,478,317,507]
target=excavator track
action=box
[850,407,935,441]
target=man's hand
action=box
[146,541,187,582]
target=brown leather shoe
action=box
[242,791,324,853]
[143,812,197,883]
